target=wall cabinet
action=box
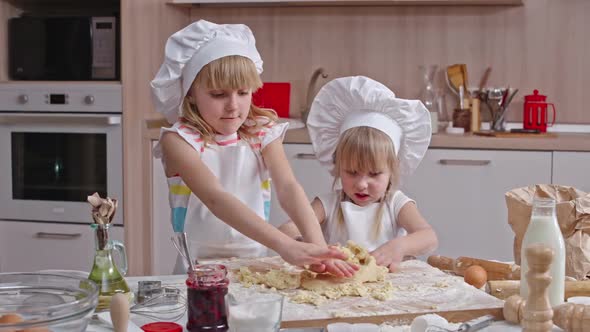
[0,221,124,273]
[401,149,552,262]
[552,152,590,193]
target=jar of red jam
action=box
[186,264,229,332]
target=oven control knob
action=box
[84,95,95,105]
[18,94,29,104]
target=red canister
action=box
[523,90,556,132]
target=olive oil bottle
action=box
[88,223,131,310]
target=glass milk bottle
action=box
[520,197,565,307]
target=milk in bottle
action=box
[520,197,565,307]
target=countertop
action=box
[145,118,590,152]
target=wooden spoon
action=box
[110,293,129,332]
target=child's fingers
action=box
[308,263,327,273]
[323,260,343,277]
[345,263,359,275]
[388,263,399,273]
[326,248,348,260]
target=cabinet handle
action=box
[294,153,317,160]
[35,232,82,240]
[439,159,491,166]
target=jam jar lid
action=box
[141,322,183,332]
[187,264,229,288]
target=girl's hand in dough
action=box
[321,258,359,277]
[371,240,404,272]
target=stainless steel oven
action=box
[0,83,123,225]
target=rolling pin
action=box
[427,255,521,280]
[487,280,590,300]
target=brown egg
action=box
[463,265,488,288]
[0,313,24,324]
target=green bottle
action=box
[88,223,131,310]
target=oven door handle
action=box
[35,232,82,240]
[0,113,121,126]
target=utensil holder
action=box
[453,108,472,133]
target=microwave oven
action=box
[8,16,118,81]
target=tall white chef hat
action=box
[150,20,263,123]
[307,76,431,178]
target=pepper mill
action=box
[522,243,554,332]
[504,295,590,332]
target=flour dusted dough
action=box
[235,241,392,305]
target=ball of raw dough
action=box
[464,265,488,288]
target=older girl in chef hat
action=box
[279,76,438,272]
[151,20,354,276]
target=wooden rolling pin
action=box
[427,255,521,280]
[487,280,590,300]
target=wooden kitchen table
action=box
[85,258,518,331]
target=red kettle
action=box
[523,90,556,132]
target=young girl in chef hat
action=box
[151,20,356,276]
[279,76,438,272]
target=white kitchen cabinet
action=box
[552,152,590,193]
[0,221,124,273]
[268,144,334,226]
[152,141,178,276]
[400,149,552,262]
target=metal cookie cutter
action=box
[136,280,181,307]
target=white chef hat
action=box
[150,20,263,123]
[307,76,431,178]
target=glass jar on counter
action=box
[186,264,229,332]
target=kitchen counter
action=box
[146,118,590,152]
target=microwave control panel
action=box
[91,17,117,79]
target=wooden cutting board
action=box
[281,307,504,328]
[216,257,505,328]
[474,131,557,138]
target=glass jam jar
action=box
[186,264,229,332]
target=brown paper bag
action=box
[506,184,590,280]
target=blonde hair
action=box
[180,55,277,145]
[332,126,400,241]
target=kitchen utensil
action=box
[0,272,98,331]
[523,89,556,132]
[477,67,492,95]
[487,280,590,300]
[252,82,291,118]
[129,286,186,321]
[504,294,590,332]
[171,232,197,272]
[446,64,467,95]
[427,255,520,280]
[426,314,495,332]
[281,307,503,329]
[452,108,471,132]
[110,293,129,332]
